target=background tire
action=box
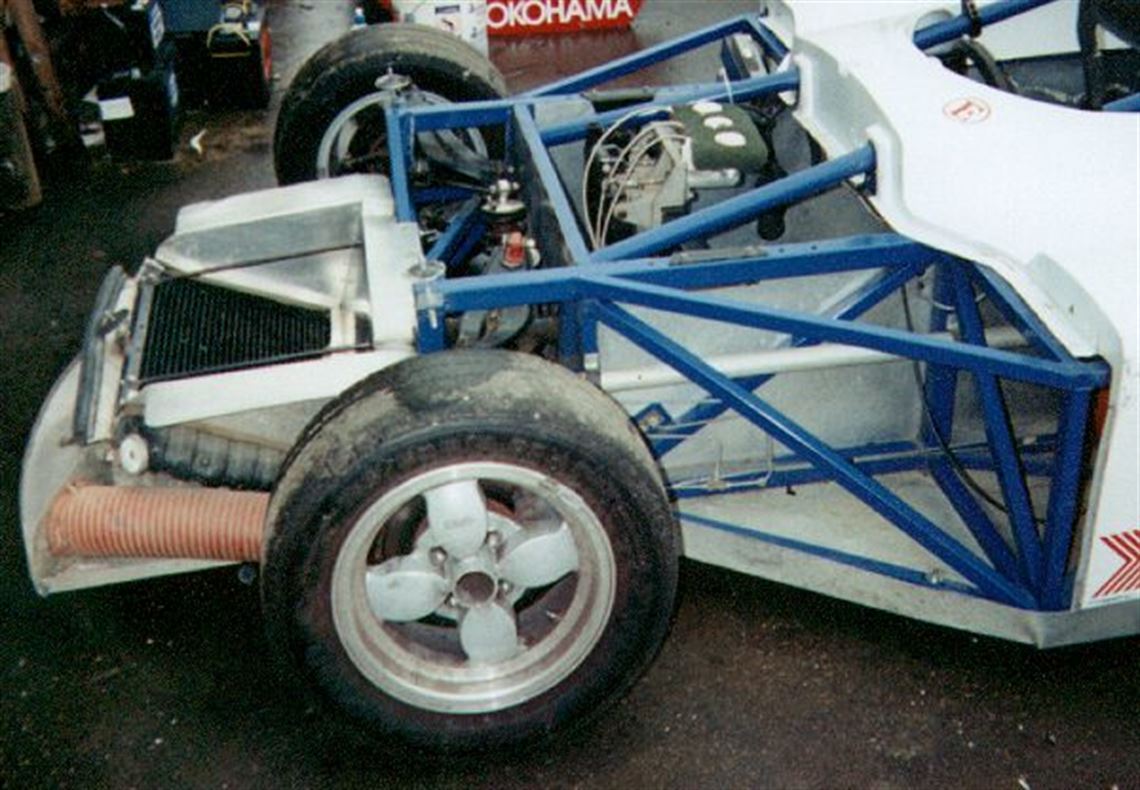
[273,24,508,184]
[262,350,679,751]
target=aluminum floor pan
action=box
[677,471,1135,647]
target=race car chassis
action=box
[385,3,1131,642]
[22,1,1139,654]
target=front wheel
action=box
[262,351,678,750]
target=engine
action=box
[583,100,787,246]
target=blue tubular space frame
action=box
[913,0,1062,50]
[524,14,788,98]
[391,2,1107,613]
[1103,92,1140,113]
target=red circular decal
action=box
[943,97,991,124]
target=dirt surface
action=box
[2,2,1137,788]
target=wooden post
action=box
[6,0,75,151]
[0,1,24,112]
[0,60,43,208]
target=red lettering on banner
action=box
[487,0,641,35]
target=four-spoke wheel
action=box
[263,351,678,750]
[335,464,615,713]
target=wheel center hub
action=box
[454,571,497,607]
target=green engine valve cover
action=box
[672,102,769,174]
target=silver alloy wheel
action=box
[315,78,490,179]
[330,462,617,715]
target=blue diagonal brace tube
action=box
[526,15,759,97]
[592,301,1036,609]
[917,265,1020,581]
[744,15,789,60]
[920,264,960,440]
[590,145,877,262]
[913,0,1060,50]
[1104,92,1140,112]
[1040,390,1093,609]
[968,265,1069,362]
[425,197,483,268]
[574,275,1103,390]
[950,264,1044,594]
[654,262,928,456]
[513,107,592,264]
[927,461,1023,582]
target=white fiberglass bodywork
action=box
[18,2,1138,646]
[767,0,1139,609]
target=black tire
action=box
[262,350,679,751]
[273,24,508,184]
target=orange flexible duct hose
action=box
[47,484,268,562]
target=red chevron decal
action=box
[1093,529,1140,598]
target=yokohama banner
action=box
[487,0,643,35]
